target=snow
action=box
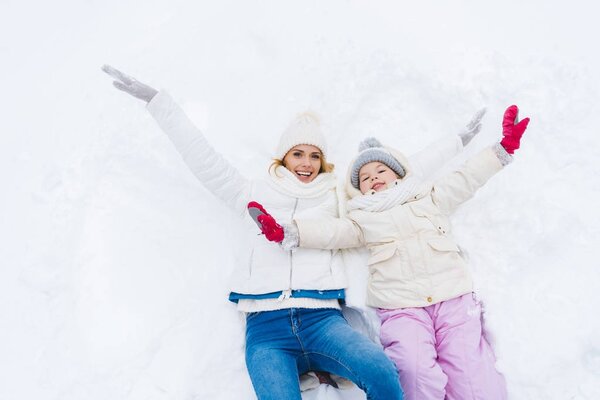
[1,0,600,399]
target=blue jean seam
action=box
[291,313,312,371]
[302,351,358,382]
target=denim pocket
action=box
[246,311,261,322]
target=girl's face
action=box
[283,144,322,183]
[358,161,399,194]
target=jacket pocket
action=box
[427,237,460,252]
[408,200,450,234]
[408,195,438,217]
[367,243,398,265]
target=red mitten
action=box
[501,105,530,154]
[247,201,284,243]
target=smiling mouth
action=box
[372,182,384,191]
[296,171,312,177]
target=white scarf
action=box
[268,166,338,199]
[346,175,422,212]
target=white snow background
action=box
[1,0,600,399]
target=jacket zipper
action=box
[278,197,299,301]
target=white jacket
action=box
[147,91,348,298]
[147,91,464,302]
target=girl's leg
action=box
[434,293,507,400]
[244,310,304,400]
[295,308,403,400]
[376,307,447,400]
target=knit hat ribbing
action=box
[276,112,328,160]
[350,137,406,189]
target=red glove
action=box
[247,201,284,243]
[501,105,530,154]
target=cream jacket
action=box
[297,146,504,309]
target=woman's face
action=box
[282,144,322,183]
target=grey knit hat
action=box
[350,138,406,189]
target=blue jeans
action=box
[245,308,403,400]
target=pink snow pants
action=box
[376,293,507,400]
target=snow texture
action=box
[1,1,599,399]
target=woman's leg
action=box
[244,310,304,400]
[294,308,403,400]
[434,294,507,400]
[376,307,448,400]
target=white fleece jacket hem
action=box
[237,298,341,312]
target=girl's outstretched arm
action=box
[294,216,365,250]
[432,105,529,214]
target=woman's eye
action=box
[311,154,321,160]
[293,152,302,157]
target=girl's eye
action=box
[311,154,321,160]
[377,169,386,174]
[361,176,369,182]
[293,152,302,157]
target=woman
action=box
[101,65,403,400]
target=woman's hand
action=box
[458,107,487,146]
[500,105,530,154]
[101,64,158,103]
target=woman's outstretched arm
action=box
[102,65,251,216]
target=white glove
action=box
[101,64,158,103]
[280,223,300,251]
[458,107,487,146]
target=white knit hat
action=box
[275,112,328,159]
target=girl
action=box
[257,105,529,399]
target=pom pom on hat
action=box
[275,112,328,159]
[350,137,406,189]
[358,137,384,152]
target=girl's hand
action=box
[101,64,158,103]
[501,105,530,154]
[248,202,284,243]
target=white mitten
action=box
[280,223,299,251]
[102,64,158,103]
[458,107,487,146]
